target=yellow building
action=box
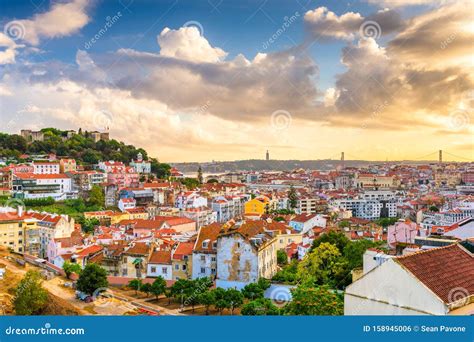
[171,241,194,280]
[244,196,271,215]
[274,229,303,251]
[0,211,38,254]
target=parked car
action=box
[75,290,93,303]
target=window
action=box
[201,255,206,261]
[151,266,156,273]
[211,256,216,262]
[182,265,187,270]
[200,267,205,274]
[162,267,167,274]
[175,264,179,270]
[211,268,216,275]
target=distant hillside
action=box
[0,128,171,177]
[172,159,440,173]
[172,159,372,173]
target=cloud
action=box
[304,7,363,41]
[0,33,23,65]
[305,1,471,136]
[304,6,405,41]
[387,2,473,68]
[1,2,472,161]
[5,0,91,46]
[158,27,227,63]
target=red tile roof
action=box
[396,244,474,304]
[124,242,150,255]
[172,242,194,260]
[149,250,172,264]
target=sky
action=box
[0,0,473,163]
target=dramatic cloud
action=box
[158,27,227,63]
[304,7,405,41]
[4,0,91,46]
[0,1,472,161]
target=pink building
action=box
[387,220,426,248]
[106,166,139,188]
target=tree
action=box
[283,283,343,315]
[226,288,244,315]
[88,185,104,208]
[171,279,192,307]
[63,261,82,279]
[277,250,288,266]
[141,283,152,297]
[242,283,265,300]
[80,217,100,234]
[150,276,166,299]
[197,291,215,315]
[150,158,171,179]
[288,185,298,209]
[338,220,350,228]
[297,242,348,288]
[197,166,203,184]
[272,259,298,284]
[241,298,280,316]
[311,231,349,253]
[257,278,271,291]
[343,239,381,270]
[128,279,143,295]
[164,287,173,305]
[13,271,48,315]
[76,263,108,296]
[429,206,439,212]
[211,288,228,315]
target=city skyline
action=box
[1,0,473,162]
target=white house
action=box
[175,191,208,210]
[192,222,221,279]
[147,249,172,280]
[216,221,277,289]
[33,162,60,174]
[345,244,474,315]
[118,198,136,212]
[289,214,326,234]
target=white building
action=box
[118,198,136,212]
[13,173,74,200]
[216,222,277,289]
[175,191,208,209]
[345,244,474,315]
[192,223,220,279]
[32,162,60,174]
[130,152,151,174]
[147,250,172,280]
